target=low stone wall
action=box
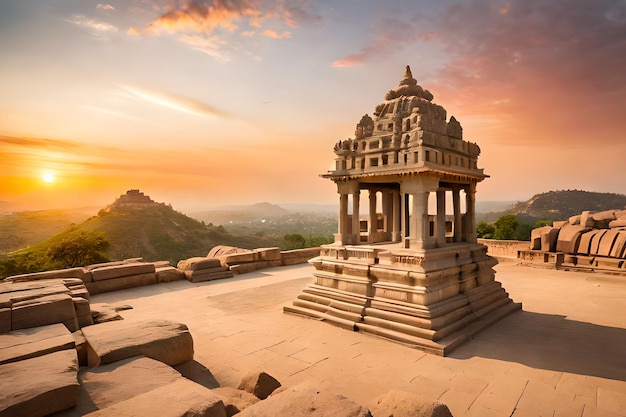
[478,239,530,260]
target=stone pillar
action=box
[337,193,349,244]
[392,190,401,242]
[465,183,477,243]
[369,190,377,242]
[410,191,430,249]
[452,186,463,243]
[352,190,360,244]
[436,189,446,246]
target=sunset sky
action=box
[1,0,625,212]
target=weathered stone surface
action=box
[4,267,86,283]
[79,356,183,410]
[238,371,282,400]
[91,263,155,282]
[236,384,372,417]
[11,293,78,332]
[580,211,595,228]
[592,210,617,222]
[212,387,260,416]
[177,257,222,271]
[83,378,226,417]
[556,224,590,253]
[598,229,621,257]
[0,323,74,365]
[610,231,626,258]
[85,272,157,295]
[0,308,10,333]
[185,270,234,283]
[174,360,220,389]
[609,218,626,228]
[81,319,194,367]
[369,390,453,417]
[0,349,79,417]
[155,266,184,283]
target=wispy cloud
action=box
[128,0,317,59]
[0,135,85,151]
[424,0,626,146]
[96,4,115,11]
[119,84,230,118]
[331,15,430,68]
[84,106,144,122]
[67,14,118,32]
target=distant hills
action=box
[482,190,626,223]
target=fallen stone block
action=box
[556,224,590,254]
[580,211,595,228]
[238,371,282,400]
[12,293,78,332]
[592,210,616,222]
[0,349,79,417]
[91,263,155,282]
[177,257,222,271]
[155,266,184,283]
[0,323,74,365]
[610,231,626,258]
[83,378,226,417]
[79,356,183,410]
[236,384,371,417]
[212,387,260,417]
[85,272,157,295]
[81,319,194,367]
[609,218,626,228]
[369,390,453,417]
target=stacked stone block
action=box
[521,208,626,272]
[177,257,234,282]
[0,278,91,333]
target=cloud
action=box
[119,84,230,118]
[96,4,115,11]
[423,0,626,146]
[331,14,433,68]
[67,14,118,32]
[128,0,316,59]
[0,135,85,151]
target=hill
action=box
[499,190,626,222]
[9,203,284,273]
[0,208,95,253]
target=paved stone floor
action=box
[93,261,626,417]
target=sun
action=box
[42,171,56,184]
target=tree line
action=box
[476,214,552,240]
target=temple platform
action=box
[284,243,521,355]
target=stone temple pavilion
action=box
[284,66,521,355]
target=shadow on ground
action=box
[450,310,626,381]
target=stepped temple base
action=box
[284,243,521,356]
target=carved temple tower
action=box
[284,66,521,355]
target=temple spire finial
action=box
[404,65,413,79]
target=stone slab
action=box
[0,349,79,417]
[11,293,78,331]
[185,270,234,283]
[212,387,260,416]
[155,266,185,283]
[0,323,74,365]
[90,263,155,282]
[81,319,194,367]
[4,267,86,283]
[83,378,226,417]
[238,371,282,400]
[0,307,10,333]
[79,356,183,410]
[369,390,453,417]
[177,257,222,271]
[85,272,157,295]
[236,384,371,417]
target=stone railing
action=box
[478,239,530,259]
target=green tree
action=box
[283,233,306,250]
[514,222,534,241]
[534,219,553,228]
[48,231,110,268]
[493,215,519,240]
[476,221,495,239]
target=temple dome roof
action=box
[385,65,434,101]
